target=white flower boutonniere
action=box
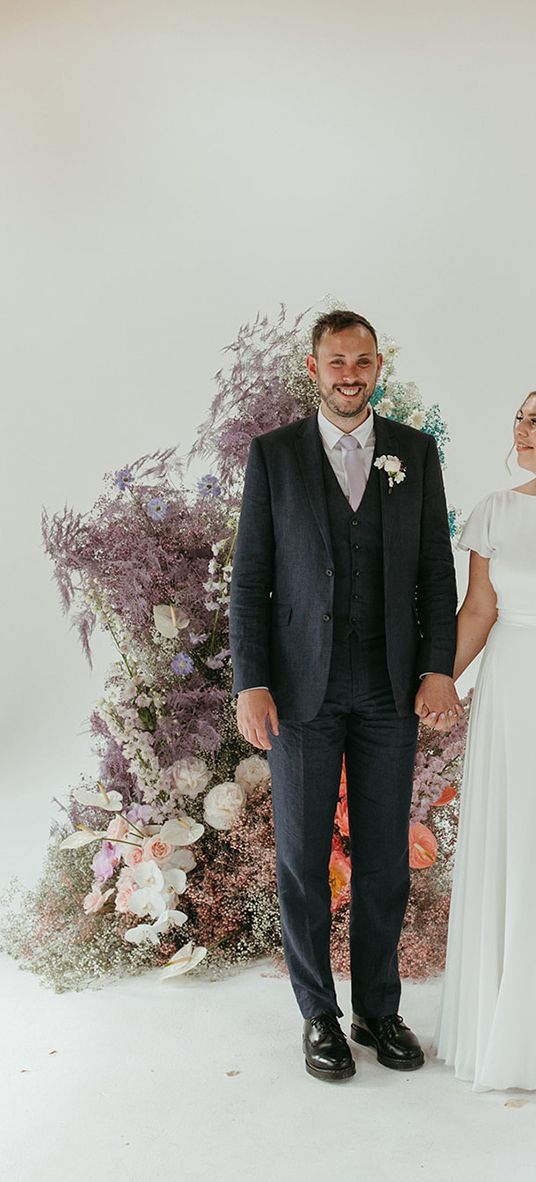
[374,454,407,493]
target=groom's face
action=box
[306,326,382,428]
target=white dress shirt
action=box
[317,404,376,497]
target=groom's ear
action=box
[376,352,384,378]
[306,353,318,382]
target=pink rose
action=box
[142,835,174,863]
[115,868,136,913]
[123,844,144,868]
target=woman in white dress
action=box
[435,391,536,1092]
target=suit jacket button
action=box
[351,519,359,527]
[322,613,331,622]
[325,568,334,577]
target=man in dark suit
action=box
[229,310,461,1082]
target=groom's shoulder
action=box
[381,415,434,453]
[252,413,316,452]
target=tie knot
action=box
[339,434,360,451]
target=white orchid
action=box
[124,908,188,945]
[153,603,190,639]
[161,867,187,895]
[160,940,208,980]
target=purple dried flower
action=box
[189,631,209,646]
[206,648,231,670]
[126,803,154,825]
[115,467,134,491]
[146,497,168,522]
[198,474,222,498]
[171,652,194,677]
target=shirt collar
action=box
[317,404,375,450]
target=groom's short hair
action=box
[312,310,378,356]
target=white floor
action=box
[1,957,535,1182]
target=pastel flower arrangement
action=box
[0,304,467,991]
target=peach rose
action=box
[142,835,174,863]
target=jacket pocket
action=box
[272,602,292,625]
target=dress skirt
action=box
[435,614,536,1091]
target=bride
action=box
[434,390,536,1091]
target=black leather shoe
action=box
[303,1014,356,1082]
[350,1013,424,1071]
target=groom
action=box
[229,310,460,1082]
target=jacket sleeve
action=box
[229,437,275,695]
[415,435,458,676]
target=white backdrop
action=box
[1,0,535,888]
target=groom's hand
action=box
[236,689,280,751]
[414,674,464,732]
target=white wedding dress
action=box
[434,488,536,1091]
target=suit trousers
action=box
[267,632,419,1020]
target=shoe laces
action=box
[310,1014,345,1042]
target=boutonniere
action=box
[374,454,407,492]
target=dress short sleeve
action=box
[457,494,494,558]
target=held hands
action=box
[236,689,280,751]
[414,674,464,732]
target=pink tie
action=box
[339,434,367,511]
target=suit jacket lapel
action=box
[294,414,334,561]
[372,410,397,571]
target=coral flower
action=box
[430,784,457,807]
[409,822,437,869]
[329,836,352,912]
[334,760,350,837]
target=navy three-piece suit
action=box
[229,409,457,1019]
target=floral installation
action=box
[374,454,407,492]
[0,302,468,991]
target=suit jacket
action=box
[229,410,457,720]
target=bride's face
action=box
[514,394,536,474]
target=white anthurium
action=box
[59,828,108,849]
[152,909,188,933]
[160,940,208,981]
[128,886,168,921]
[161,868,187,895]
[159,816,205,847]
[72,785,123,812]
[153,604,190,639]
[124,923,161,946]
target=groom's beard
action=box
[318,381,375,422]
